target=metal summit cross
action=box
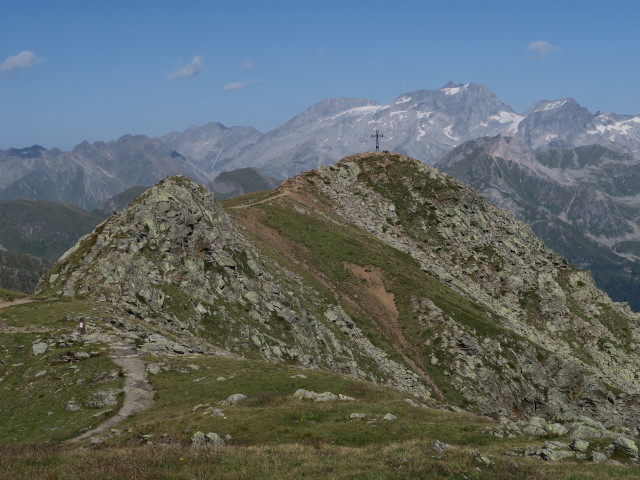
[371,130,383,151]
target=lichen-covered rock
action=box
[222,394,247,405]
[570,439,590,452]
[32,342,48,355]
[539,449,574,462]
[569,424,612,440]
[314,392,338,403]
[85,389,120,408]
[191,431,225,448]
[432,439,450,453]
[545,423,569,436]
[66,401,82,412]
[590,451,609,463]
[522,425,547,436]
[293,389,319,401]
[612,437,638,458]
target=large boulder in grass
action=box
[191,431,225,448]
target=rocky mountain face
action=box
[519,99,640,153]
[0,166,275,294]
[6,82,640,210]
[39,153,640,431]
[161,122,263,176]
[158,83,640,181]
[40,174,428,396]
[437,136,640,310]
[0,136,208,210]
[165,83,521,179]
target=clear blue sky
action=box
[2,0,639,150]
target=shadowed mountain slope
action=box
[0,249,51,293]
[0,199,101,261]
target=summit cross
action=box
[371,130,383,151]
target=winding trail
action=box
[0,297,48,332]
[67,340,155,443]
[1,297,155,442]
[228,191,288,209]
[0,297,33,310]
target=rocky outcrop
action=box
[437,136,640,311]
[38,175,429,397]
[279,152,640,428]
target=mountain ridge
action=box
[38,152,640,429]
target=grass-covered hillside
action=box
[1,296,639,479]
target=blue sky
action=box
[2,0,639,150]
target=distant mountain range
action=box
[158,82,640,179]
[5,81,640,307]
[5,82,640,209]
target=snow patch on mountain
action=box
[441,84,469,96]
[491,111,524,124]
[443,125,459,141]
[416,111,434,119]
[588,116,640,137]
[327,105,383,122]
[395,96,412,104]
[537,100,569,112]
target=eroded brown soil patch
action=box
[344,263,399,324]
[344,263,443,398]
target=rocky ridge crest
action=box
[38,175,429,396]
[279,152,640,427]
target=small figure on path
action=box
[77,321,86,335]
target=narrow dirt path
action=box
[67,340,154,443]
[0,297,33,310]
[0,298,49,332]
[228,191,288,209]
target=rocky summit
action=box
[39,174,427,396]
[37,152,640,434]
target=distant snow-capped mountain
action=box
[159,82,640,180]
[201,82,522,179]
[5,81,640,208]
